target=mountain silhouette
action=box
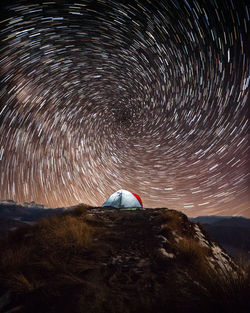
[190,216,250,260]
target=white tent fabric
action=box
[102,190,142,209]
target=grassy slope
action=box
[0,206,250,313]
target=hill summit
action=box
[0,207,249,313]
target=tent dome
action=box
[102,190,143,209]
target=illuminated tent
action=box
[102,190,143,209]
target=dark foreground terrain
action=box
[1,200,249,262]
[0,206,250,313]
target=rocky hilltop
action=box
[0,207,249,313]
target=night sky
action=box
[0,0,249,217]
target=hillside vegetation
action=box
[0,206,249,313]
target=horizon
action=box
[1,198,249,218]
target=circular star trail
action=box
[0,0,249,216]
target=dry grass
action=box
[0,246,31,272]
[177,238,210,270]
[172,238,250,313]
[69,203,92,217]
[0,214,95,304]
[6,273,38,294]
[34,215,93,252]
[159,210,194,240]
[188,263,250,313]
[161,210,183,227]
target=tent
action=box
[102,190,143,209]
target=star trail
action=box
[0,0,249,216]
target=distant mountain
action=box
[0,199,45,208]
[0,200,61,219]
[189,216,250,260]
[212,217,250,228]
[0,200,89,234]
[189,215,242,225]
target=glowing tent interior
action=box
[102,190,143,209]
